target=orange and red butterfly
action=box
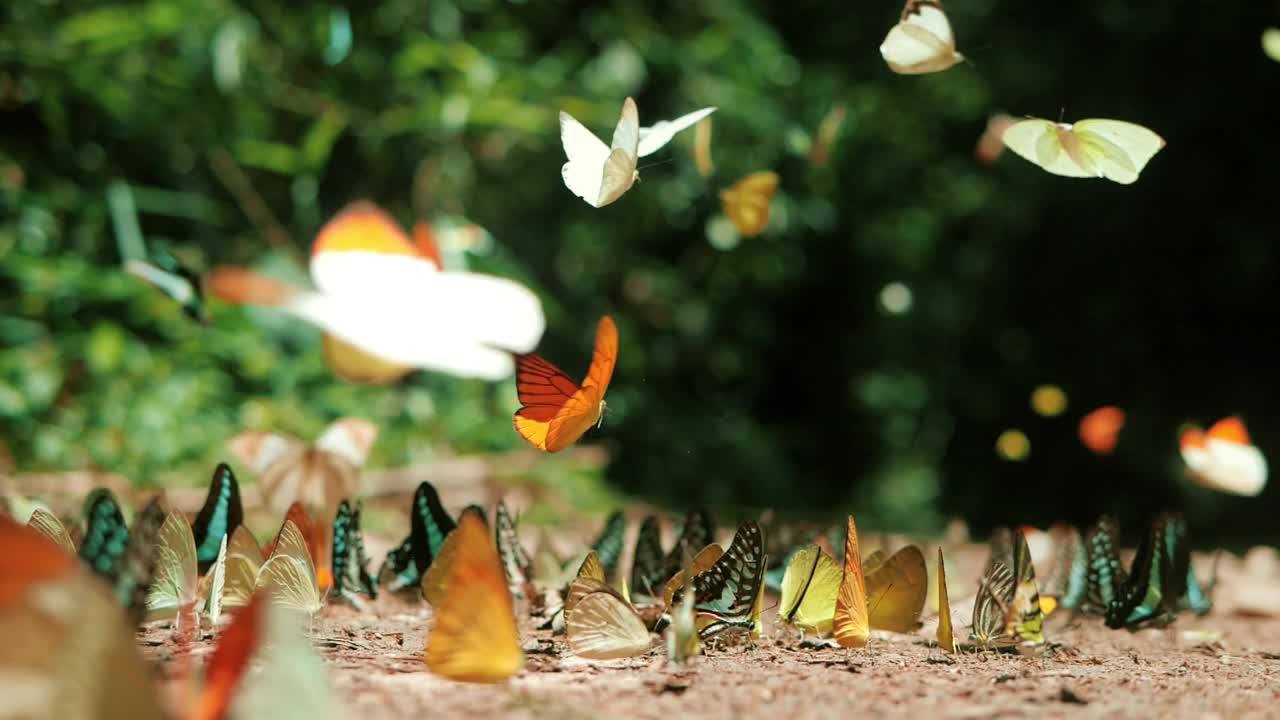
[512,316,618,453]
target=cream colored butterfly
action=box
[560,98,716,208]
[1001,118,1165,184]
[145,511,202,629]
[880,0,963,75]
[256,519,324,619]
[566,591,653,660]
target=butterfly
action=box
[1161,514,1214,615]
[123,244,207,324]
[1079,406,1126,455]
[203,534,228,628]
[191,462,245,575]
[974,113,1016,167]
[144,510,205,637]
[969,561,1016,648]
[0,514,169,719]
[425,512,524,682]
[378,480,457,593]
[1104,517,1176,630]
[694,116,713,177]
[513,315,618,453]
[223,524,265,610]
[679,521,766,640]
[832,516,869,648]
[1001,118,1165,184]
[567,589,653,660]
[666,571,701,665]
[1179,416,1268,496]
[659,508,715,586]
[1038,524,1089,612]
[629,515,668,600]
[82,491,166,626]
[934,546,956,653]
[256,517,324,619]
[421,524,463,607]
[26,507,76,554]
[720,171,779,238]
[880,0,963,75]
[809,103,847,168]
[560,98,716,207]
[207,201,545,381]
[79,487,131,581]
[1079,515,1128,617]
[862,545,928,633]
[1266,28,1280,63]
[331,500,377,606]
[778,544,842,635]
[591,510,627,578]
[1003,529,1047,645]
[494,500,534,599]
[982,526,1014,578]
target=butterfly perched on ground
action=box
[659,508,715,588]
[560,98,716,208]
[1161,514,1214,615]
[832,516,869,648]
[494,500,534,599]
[591,510,627,578]
[778,543,842,635]
[331,500,377,605]
[145,510,207,638]
[1039,524,1088,612]
[425,512,524,682]
[26,507,76,554]
[629,515,668,600]
[223,525,265,610]
[123,244,208,324]
[513,315,618,453]
[567,587,653,660]
[880,0,963,75]
[79,491,165,626]
[207,201,545,381]
[1179,416,1268,496]
[1080,515,1128,617]
[256,516,324,619]
[677,521,766,640]
[1001,118,1165,184]
[863,545,928,633]
[378,481,457,593]
[935,546,956,653]
[191,462,244,575]
[1003,529,1047,644]
[720,171,779,238]
[666,569,701,664]
[79,488,131,581]
[0,515,168,719]
[970,560,1016,648]
[1104,516,1177,630]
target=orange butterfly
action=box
[513,316,618,453]
[832,515,869,648]
[720,171,779,238]
[425,513,524,683]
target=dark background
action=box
[1,1,1276,545]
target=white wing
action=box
[880,1,962,75]
[560,110,612,207]
[1073,119,1165,185]
[313,418,377,468]
[145,511,199,618]
[1001,119,1094,178]
[1199,440,1268,497]
[27,508,76,554]
[636,106,716,158]
[205,534,227,626]
[223,525,262,608]
[255,520,322,616]
[229,603,342,720]
[566,591,653,660]
[596,97,640,206]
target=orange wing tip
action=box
[1207,416,1251,446]
[411,222,445,269]
[1178,426,1206,451]
[207,267,300,307]
[312,201,418,259]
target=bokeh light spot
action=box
[879,282,913,314]
[996,429,1030,461]
[1030,384,1068,417]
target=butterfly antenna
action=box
[636,157,673,174]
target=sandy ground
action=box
[137,539,1280,720]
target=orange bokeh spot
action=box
[1079,406,1125,455]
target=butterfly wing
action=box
[514,316,618,453]
[1003,530,1046,644]
[1001,119,1093,178]
[495,501,534,597]
[408,480,458,575]
[880,0,962,74]
[970,561,1015,646]
[567,591,652,659]
[1081,516,1127,615]
[689,521,765,638]
[720,171,779,238]
[255,520,323,617]
[79,488,130,581]
[660,508,715,583]
[421,527,461,606]
[1073,119,1165,185]
[425,514,524,683]
[591,510,627,577]
[27,508,76,555]
[833,516,869,648]
[629,516,668,599]
[636,106,717,158]
[1104,517,1166,629]
[223,525,262,609]
[865,545,927,633]
[204,534,228,626]
[512,353,583,451]
[191,463,245,575]
[560,109,612,208]
[935,546,956,653]
[145,511,200,622]
[378,537,419,592]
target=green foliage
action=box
[2,1,1277,542]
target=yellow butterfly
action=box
[1003,529,1046,645]
[425,513,524,683]
[421,526,462,607]
[223,524,263,609]
[832,516,869,648]
[145,511,202,636]
[864,545,928,633]
[778,544,842,634]
[935,546,956,653]
[1001,118,1165,184]
[255,519,324,618]
[566,590,652,660]
[720,171,779,238]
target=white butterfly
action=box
[560,97,716,207]
[1180,418,1268,497]
[566,591,653,660]
[880,0,963,75]
[1001,118,1165,184]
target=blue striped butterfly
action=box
[1080,516,1127,617]
[591,510,626,579]
[191,463,244,575]
[378,481,456,593]
[1161,513,1214,615]
[677,521,766,640]
[1103,517,1176,630]
[332,500,377,605]
[495,501,533,599]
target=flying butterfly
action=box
[560,98,716,207]
[1179,416,1268,497]
[378,480,457,593]
[191,462,245,575]
[332,500,377,606]
[513,315,618,453]
[832,516,869,649]
[1079,406,1126,455]
[720,171,779,238]
[778,544,843,635]
[1001,117,1165,184]
[425,513,524,683]
[880,0,964,75]
[123,244,208,324]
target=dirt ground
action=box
[136,534,1280,720]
